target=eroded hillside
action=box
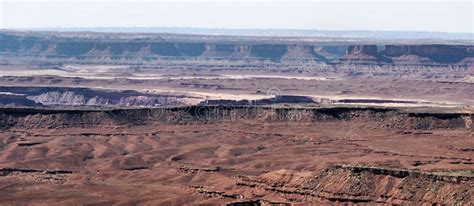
[0,30,473,205]
[0,106,472,205]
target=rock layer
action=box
[0,86,203,107]
[236,164,473,204]
[1,32,472,66]
[0,106,471,130]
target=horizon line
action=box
[2,26,473,35]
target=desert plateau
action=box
[0,30,473,205]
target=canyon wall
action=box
[1,32,472,66]
[339,44,474,65]
[235,164,473,204]
[0,106,471,130]
[0,86,203,107]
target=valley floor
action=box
[0,108,472,205]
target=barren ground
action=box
[0,31,473,205]
[0,106,473,205]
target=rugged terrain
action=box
[1,31,473,66]
[0,31,473,205]
[0,106,473,205]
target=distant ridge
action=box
[1,30,473,66]
[11,27,474,41]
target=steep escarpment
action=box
[382,45,474,65]
[0,86,203,107]
[1,32,472,65]
[340,44,473,66]
[236,165,473,204]
[339,45,391,64]
[0,33,341,62]
[0,106,471,130]
[202,95,317,106]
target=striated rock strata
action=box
[1,32,472,66]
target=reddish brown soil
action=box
[0,31,473,205]
[0,107,472,205]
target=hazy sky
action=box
[1,0,473,33]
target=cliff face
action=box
[0,86,203,107]
[237,164,473,204]
[339,45,390,64]
[0,33,341,62]
[382,45,474,64]
[1,32,472,66]
[0,106,471,130]
[340,44,474,65]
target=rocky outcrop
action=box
[340,44,473,66]
[382,45,474,64]
[339,45,391,64]
[1,32,472,65]
[236,164,473,204]
[202,95,317,106]
[0,106,470,130]
[0,168,73,176]
[0,86,203,107]
[0,33,339,62]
